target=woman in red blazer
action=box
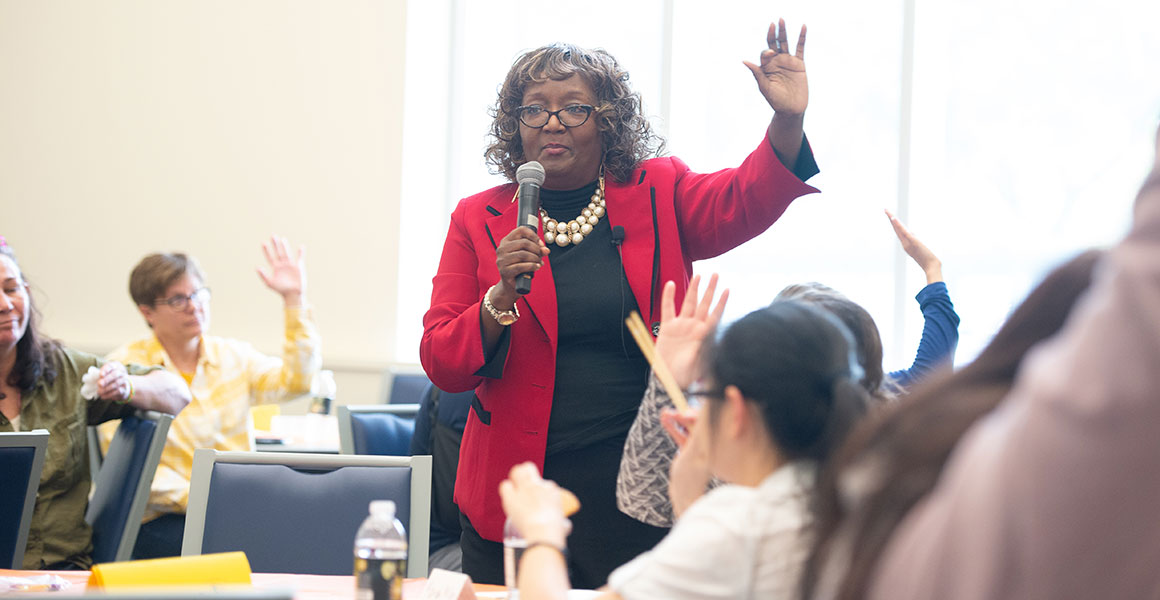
[421,20,819,587]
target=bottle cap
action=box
[370,500,396,518]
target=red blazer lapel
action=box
[483,191,558,353]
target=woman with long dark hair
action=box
[0,239,189,569]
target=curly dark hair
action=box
[0,242,60,393]
[484,43,665,184]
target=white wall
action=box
[0,1,408,408]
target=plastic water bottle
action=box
[310,369,336,415]
[502,517,526,599]
[354,500,408,600]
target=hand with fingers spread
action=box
[886,210,943,284]
[655,274,729,390]
[257,235,307,306]
[745,18,809,117]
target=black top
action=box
[541,181,650,455]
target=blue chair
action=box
[382,368,431,405]
[337,403,420,456]
[86,411,173,563]
[0,429,49,569]
[182,450,431,577]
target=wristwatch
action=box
[483,284,519,326]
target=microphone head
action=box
[516,161,546,186]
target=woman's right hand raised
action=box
[492,226,550,306]
[885,210,943,285]
[655,274,729,389]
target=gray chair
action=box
[86,411,173,563]
[381,367,431,405]
[0,429,49,569]
[337,403,421,456]
[87,425,104,480]
[182,450,430,577]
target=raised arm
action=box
[745,19,809,169]
[251,236,321,400]
[885,211,959,388]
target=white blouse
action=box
[608,461,815,600]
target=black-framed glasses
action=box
[516,104,594,128]
[155,287,211,311]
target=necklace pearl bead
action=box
[539,175,607,248]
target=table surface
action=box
[0,569,506,599]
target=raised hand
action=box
[744,19,808,116]
[886,210,943,284]
[256,235,307,305]
[655,274,729,389]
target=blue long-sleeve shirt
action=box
[888,282,960,389]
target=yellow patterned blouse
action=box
[98,306,321,522]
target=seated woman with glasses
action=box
[0,238,190,569]
[500,299,871,600]
[422,19,820,586]
[97,236,321,560]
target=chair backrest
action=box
[182,450,431,577]
[87,425,104,480]
[0,429,49,569]
[382,368,431,405]
[337,403,420,456]
[85,411,173,564]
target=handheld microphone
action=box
[515,161,545,295]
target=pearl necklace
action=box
[541,174,606,247]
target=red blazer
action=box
[420,133,818,541]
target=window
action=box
[399,0,1160,370]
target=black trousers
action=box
[460,434,669,589]
[132,513,186,560]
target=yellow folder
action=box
[89,551,253,588]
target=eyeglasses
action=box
[515,104,595,128]
[155,287,211,310]
[680,385,723,409]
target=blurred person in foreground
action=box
[500,299,870,600]
[856,126,1160,598]
[801,248,1102,599]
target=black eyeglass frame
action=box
[154,287,211,310]
[515,104,596,129]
